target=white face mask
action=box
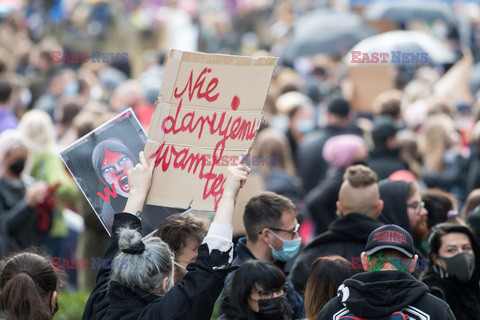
[174,261,187,271]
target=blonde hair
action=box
[397,131,422,178]
[18,109,56,153]
[251,128,296,176]
[373,89,402,119]
[420,114,455,172]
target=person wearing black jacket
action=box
[367,118,408,181]
[289,165,384,294]
[378,179,429,264]
[217,192,306,319]
[0,130,49,258]
[218,260,292,320]
[317,224,455,320]
[297,97,361,193]
[420,223,480,320]
[81,152,250,320]
[305,134,368,235]
[219,237,305,320]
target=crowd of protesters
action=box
[1,0,480,319]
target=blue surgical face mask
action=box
[268,230,301,261]
[295,119,316,134]
[63,82,79,97]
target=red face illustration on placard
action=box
[100,149,135,197]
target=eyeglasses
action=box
[260,224,300,240]
[407,201,425,213]
[250,285,287,301]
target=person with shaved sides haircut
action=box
[289,165,385,294]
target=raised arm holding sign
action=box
[82,149,251,320]
[144,50,277,212]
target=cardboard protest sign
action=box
[349,64,395,113]
[232,172,265,238]
[434,49,474,106]
[144,50,278,211]
[60,109,183,236]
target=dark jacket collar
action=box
[305,213,383,250]
[108,281,161,308]
[234,238,287,270]
[234,237,257,265]
[369,147,400,159]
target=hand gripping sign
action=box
[144,50,278,211]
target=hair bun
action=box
[118,228,145,254]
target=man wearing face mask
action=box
[0,130,49,258]
[420,223,480,320]
[218,191,305,319]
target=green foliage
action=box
[54,290,89,320]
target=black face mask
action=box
[439,252,476,283]
[9,159,25,176]
[254,296,287,320]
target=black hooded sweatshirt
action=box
[317,270,455,320]
[420,266,480,320]
[378,180,427,279]
[288,213,383,293]
[378,179,412,235]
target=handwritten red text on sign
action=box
[149,67,256,210]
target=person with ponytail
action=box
[82,152,251,320]
[0,251,65,320]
